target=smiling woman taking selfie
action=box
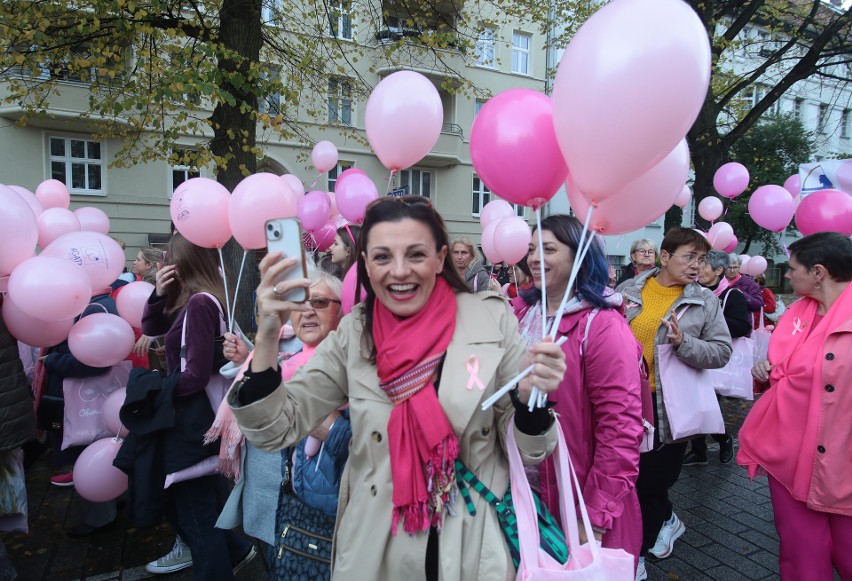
[228,196,566,581]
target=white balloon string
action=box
[384,170,396,196]
[529,206,547,408]
[547,205,594,339]
[228,250,248,333]
[216,247,233,332]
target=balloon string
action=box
[344,223,356,246]
[512,266,519,298]
[547,204,594,339]
[228,250,248,333]
[527,207,548,412]
[307,175,320,191]
[216,247,233,333]
[384,170,396,196]
[780,232,790,258]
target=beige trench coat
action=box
[229,292,557,581]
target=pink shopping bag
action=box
[657,344,725,440]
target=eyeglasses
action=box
[306,297,341,310]
[671,253,708,267]
[726,265,740,271]
[635,249,655,256]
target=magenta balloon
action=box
[229,173,298,249]
[341,264,365,315]
[713,162,750,199]
[312,223,337,252]
[748,185,795,232]
[0,186,38,276]
[281,174,306,197]
[171,177,232,248]
[35,179,70,210]
[1,296,74,348]
[748,256,768,277]
[494,216,532,265]
[479,200,516,228]
[673,185,692,208]
[7,185,44,217]
[722,235,738,254]
[103,388,128,438]
[365,71,443,171]
[470,89,568,209]
[698,197,724,222]
[311,141,339,174]
[8,256,92,321]
[480,220,505,264]
[297,190,332,232]
[795,189,852,236]
[73,437,128,502]
[42,231,126,290]
[552,0,710,201]
[707,221,734,250]
[68,313,135,367]
[37,207,81,248]
[116,281,155,328]
[73,206,110,235]
[783,174,801,199]
[336,174,378,224]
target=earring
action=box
[814,280,822,289]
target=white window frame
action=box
[840,109,849,139]
[328,78,353,125]
[47,134,104,196]
[817,103,829,134]
[472,174,524,217]
[475,28,496,69]
[328,161,355,192]
[262,0,283,25]
[328,0,353,40]
[170,149,201,196]
[511,32,531,75]
[793,97,804,120]
[399,168,433,198]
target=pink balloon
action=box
[480,220,505,264]
[74,207,110,235]
[698,197,724,222]
[297,190,332,232]
[35,179,70,210]
[366,71,443,171]
[312,223,337,252]
[1,296,74,348]
[747,256,768,277]
[327,191,339,218]
[68,313,135,367]
[567,139,690,235]
[229,173,298,249]
[836,159,852,194]
[739,254,751,268]
[311,141,339,174]
[552,0,710,201]
[783,173,801,199]
[103,388,128,438]
[332,214,348,230]
[336,174,378,224]
[171,178,232,248]
[748,185,795,232]
[722,235,739,254]
[37,207,81,248]
[494,217,532,265]
[341,264,365,315]
[116,281,155,328]
[73,437,128,502]
[7,185,44,217]
[470,89,567,208]
[281,174,305,197]
[713,162,750,198]
[795,189,852,236]
[707,221,734,250]
[673,185,692,208]
[479,200,516,228]
[0,186,38,276]
[42,231,126,290]
[8,256,92,321]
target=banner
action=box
[799,159,850,198]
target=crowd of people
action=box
[1,196,850,581]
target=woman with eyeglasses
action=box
[618,228,731,575]
[725,254,764,313]
[227,195,566,581]
[616,239,659,288]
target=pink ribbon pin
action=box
[792,318,808,336]
[466,356,486,391]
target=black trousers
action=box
[690,430,730,455]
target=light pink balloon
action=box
[42,231,126,290]
[481,220,505,264]
[783,173,801,199]
[116,281,155,328]
[747,256,768,277]
[229,173,298,249]
[35,179,70,210]
[470,89,568,209]
[713,162,750,199]
[722,235,738,253]
[73,437,128,502]
[479,199,516,228]
[74,207,110,235]
[7,185,44,217]
[1,296,74,348]
[494,217,532,265]
[795,189,852,236]
[171,177,232,248]
[8,256,92,321]
[0,185,38,276]
[552,0,710,201]
[68,313,135,367]
[739,254,750,266]
[836,159,852,194]
[297,190,332,232]
[312,223,337,252]
[37,208,81,248]
[311,141,339,174]
[336,174,378,224]
[748,185,795,232]
[281,174,306,197]
[332,214,348,230]
[327,191,339,218]
[698,197,724,222]
[366,71,443,171]
[341,264,365,315]
[103,388,128,438]
[707,221,734,250]
[673,185,692,208]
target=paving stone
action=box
[682,505,749,534]
[747,549,781,575]
[739,529,780,555]
[690,521,759,554]
[705,563,772,581]
[648,555,715,581]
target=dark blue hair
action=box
[520,214,612,310]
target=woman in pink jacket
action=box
[739,232,852,580]
[513,214,644,572]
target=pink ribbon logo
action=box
[466,356,486,391]
[792,318,808,336]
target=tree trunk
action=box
[688,98,727,232]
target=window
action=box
[328,0,353,40]
[258,66,281,115]
[49,136,103,194]
[474,99,487,117]
[328,78,353,125]
[262,0,282,24]
[472,175,524,217]
[747,84,777,115]
[475,28,496,68]
[328,161,354,192]
[171,149,200,194]
[399,169,433,198]
[511,32,530,75]
[794,98,804,120]
[817,103,829,134]
[841,109,849,139]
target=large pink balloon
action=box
[74,207,110,235]
[365,71,443,171]
[552,0,710,201]
[281,174,306,198]
[8,256,92,321]
[116,281,155,328]
[297,191,332,232]
[311,141,339,174]
[2,296,74,348]
[68,313,135,367]
[341,264,365,315]
[171,178,232,248]
[480,220,505,264]
[73,437,128,502]
[494,217,532,265]
[722,235,739,254]
[479,199,515,228]
[327,191,339,218]
[836,159,852,194]
[707,221,734,250]
[103,388,128,438]
[0,186,38,276]
[35,179,70,210]
[229,173,298,249]
[37,207,81,248]
[713,163,750,199]
[673,185,692,208]
[7,185,44,217]
[795,189,852,236]
[336,174,378,224]
[698,197,724,222]
[748,185,795,232]
[470,89,567,209]
[42,231,126,290]
[312,223,337,252]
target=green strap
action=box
[455,459,510,517]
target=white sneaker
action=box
[145,537,192,574]
[233,545,257,575]
[636,557,648,581]
[649,512,685,559]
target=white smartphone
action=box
[265,217,309,303]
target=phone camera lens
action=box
[267,224,274,230]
